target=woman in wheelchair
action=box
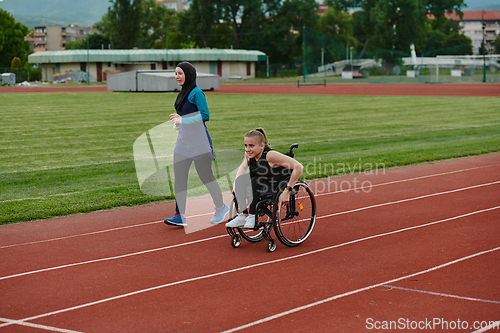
[225,128,304,229]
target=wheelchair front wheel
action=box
[267,238,277,252]
[231,234,241,248]
[228,198,264,243]
[273,181,316,247]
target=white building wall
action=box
[39,60,257,82]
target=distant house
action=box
[28,49,267,82]
[33,25,99,52]
[24,35,35,52]
[446,10,500,54]
[156,0,186,11]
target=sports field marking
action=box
[221,246,500,333]
[382,285,500,305]
[0,159,131,175]
[5,123,499,156]
[472,321,500,333]
[0,184,135,203]
[300,122,500,145]
[0,202,498,312]
[0,317,82,333]
[318,180,500,220]
[4,242,499,330]
[0,211,214,250]
[0,220,161,249]
[2,163,497,249]
[3,123,499,175]
[0,234,227,281]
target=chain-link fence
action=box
[256,26,500,84]
[0,67,42,84]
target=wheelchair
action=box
[226,144,316,252]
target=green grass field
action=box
[1,91,499,224]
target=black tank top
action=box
[249,147,291,181]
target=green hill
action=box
[0,0,109,28]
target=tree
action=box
[421,16,472,56]
[64,34,111,50]
[478,41,487,56]
[242,0,319,63]
[0,9,30,69]
[103,0,144,49]
[494,35,500,54]
[178,0,223,48]
[95,0,179,49]
[332,0,466,73]
[318,6,357,48]
[218,0,268,49]
[177,0,318,64]
[10,57,22,72]
[140,0,177,49]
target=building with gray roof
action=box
[28,49,266,83]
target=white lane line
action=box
[318,180,500,220]
[0,220,162,249]
[382,285,500,304]
[0,159,132,174]
[3,164,498,249]
[0,234,226,281]
[220,246,500,333]
[1,178,498,281]
[0,211,212,250]
[0,317,83,333]
[0,206,498,329]
[0,184,134,203]
[314,163,500,197]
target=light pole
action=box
[87,26,90,85]
[165,30,169,70]
[302,24,306,82]
[482,13,486,83]
[321,47,325,77]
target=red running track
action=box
[1,83,499,96]
[1,153,499,332]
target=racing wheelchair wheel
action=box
[228,197,264,243]
[273,181,316,247]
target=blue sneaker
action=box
[210,203,229,224]
[164,213,187,226]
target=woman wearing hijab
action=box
[164,62,228,226]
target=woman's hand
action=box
[279,188,291,206]
[169,113,182,131]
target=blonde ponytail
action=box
[245,128,270,149]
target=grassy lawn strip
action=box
[1,92,499,224]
